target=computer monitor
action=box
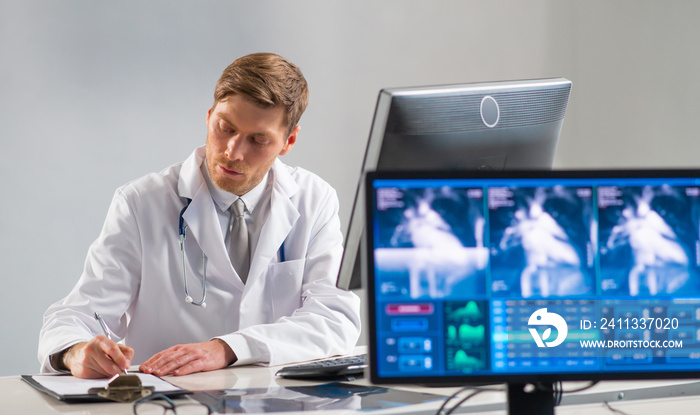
[336,78,573,290]
[365,169,700,415]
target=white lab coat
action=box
[38,147,361,372]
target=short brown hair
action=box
[214,53,309,135]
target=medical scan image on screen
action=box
[489,185,596,299]
[372,186,489,300]
[367,174,700,382]
[598,185,700,297]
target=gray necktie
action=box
[228,198,250,283]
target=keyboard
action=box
[275,354,368,380]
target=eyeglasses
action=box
[133,393,212,415]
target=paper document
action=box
[28,372,181,396]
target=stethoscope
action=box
[178,198,286,308]
[179,199,208,307]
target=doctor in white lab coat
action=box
[38,53,361,379]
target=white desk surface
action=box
[4,349,700,414]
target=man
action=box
[38,53,361,379]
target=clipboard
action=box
[22,373,189,403]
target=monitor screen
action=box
[365,169,700,390]
[337,78,572,290]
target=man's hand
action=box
[63,336,134,379]
[139,339,236,376]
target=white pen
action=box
[94,312,129,374]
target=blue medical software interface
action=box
[368,175,700,379]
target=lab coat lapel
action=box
[183,187,240,284]
[178,147,245,292]
[247,161,300,284]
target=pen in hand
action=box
[93,312,129,374]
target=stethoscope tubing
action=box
[178,197,285,308]
[180,198,208,307]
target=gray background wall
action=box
[1,1,698,377]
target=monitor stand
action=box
[507,383,555,415]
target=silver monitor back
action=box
[336,78,572,290]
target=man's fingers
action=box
[64,339,117,378]
[109,343,133,370]
[90,352,122,377]
[171,359,205,376]
[176,340,231,376]
[95,336,132,370]
[141,347,189,375]
[89,336,128,374]
[63,336,135,379]
[158,355,196,376]
[140,341,228,376]
[141,348,169,368]
[119,344,135,362]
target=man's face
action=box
[205,94,298,195]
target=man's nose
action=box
[225,136,244,160]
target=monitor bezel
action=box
[336,77,573,291]
[365,168,700,386]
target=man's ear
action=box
[279,125,300,156]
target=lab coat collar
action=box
[177,147,206,201]
[202,158,269,215]
[177,147,299,202]
[269,158,299,199]
[177,147,243,290]
[176,148,301,292]
[246,158,300,288]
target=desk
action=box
[4,362,700,414]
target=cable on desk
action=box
[534,380,600,406]
[434,385,504,415]
[558,380,600,393]
[603,400,632,415]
